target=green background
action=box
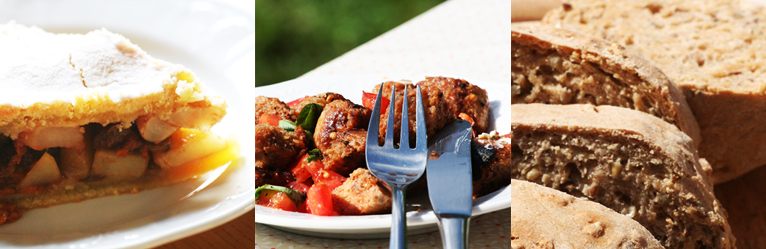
[255,0,445,87]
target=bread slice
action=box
[511,104,734,248]
[512,179,663,249]
[0,22,233,221]
[542,0,766,183]
[511,24,700,145]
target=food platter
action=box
[254,74,511,239]
[0,0,255,248]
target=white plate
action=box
[0,0,255,248]
[254,74,511,239]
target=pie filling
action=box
[0,114,236,224]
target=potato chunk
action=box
[18,153,61,190]
[92,150,149,178]
[153,128,227,169]
[167,105,226,131]
[136,115,179,143]
[20,127,84,150]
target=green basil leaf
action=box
[279,120,296,132]
[255,184,306,204]
[306,148,323,163]
[296,103,323,132]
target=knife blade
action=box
[426,120,473,249]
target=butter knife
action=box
[426,120,473,249]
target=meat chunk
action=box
[255,167,291,187]
[314,100,371,175]
[332,168,392,215]
[254,123,308,170]
[290,92,346,114]
[374,81,456,144]
[255,96,295,123]
[472,131,511,197]
[418,76,490,133]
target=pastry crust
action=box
[0,21,225,139]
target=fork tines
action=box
[367,84,427,150]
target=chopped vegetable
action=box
[255,184,306,204]
[295,103,323,132]
[257,190,298,212]
[306,148,322,163]
[306,182,335,216]
[279,120,297,132]
[287,181,310,193]
[362,91,390,112]
[258,114,281,126]
[286,96,307,108]
[290,154,313,183]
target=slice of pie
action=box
[0,21,237,224]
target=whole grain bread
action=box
[512,179,663,249]
[511,103,734,249]
[542,0,766,183]
[512,24,700,145]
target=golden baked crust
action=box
[0,22,226,139]
[0,22,232,213]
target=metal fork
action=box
[366,84,428,249]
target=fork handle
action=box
[390,186,407,249]
[437,216,470,249]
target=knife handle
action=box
[438,216,470,249]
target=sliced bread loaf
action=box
[542,0,766,183]
[512,24,700,145]
[512,179,663,249]
[511,103,734,248]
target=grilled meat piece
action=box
[255,96,295,123]
[418,76,490,133]
[314,99,371,175]
[255,167,292,188]
[254,123,308,170]
[332,168,392,215]
[374,81,456,145]
[289,92,346,114]
[472,132,511,197]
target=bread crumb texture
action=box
[542,0,766,183]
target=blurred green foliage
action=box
[255,0,444,86]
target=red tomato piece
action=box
[362,91,390,112]
[257,189,298,212]
[313,169,346,190]
[286,96,307,108]
[290,154,312,183]
[287,181,310,193]
[503,133,511,139]
[258,114,282,126]
[458,113,477,137]
[306,183,335,216]
[297,201,309,213]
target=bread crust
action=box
[511,103,734,249]
[511,24,700,146]
[541,0,766,183]
[512,179,663,249]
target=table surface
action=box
[255,0,511,248]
